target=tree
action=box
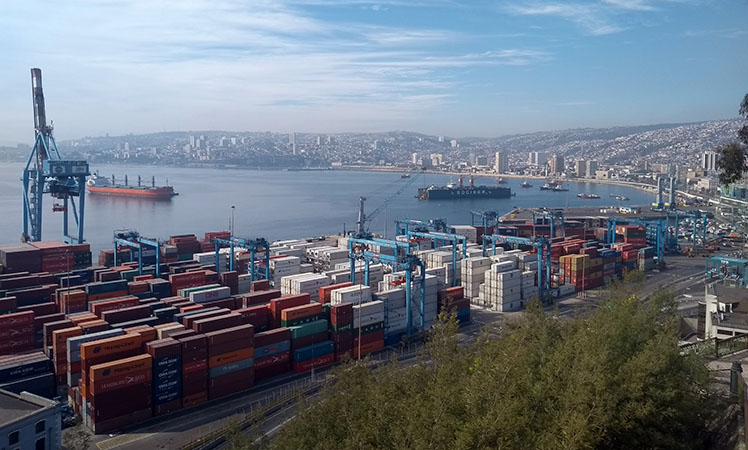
[717,142,747,186]
[61,423,91,450]
[739,93,748,146]
[271,286,715,450]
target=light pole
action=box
[230,205,235,236]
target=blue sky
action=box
[0,0,746,144]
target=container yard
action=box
[0,202,686,437]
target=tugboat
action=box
[540,181,567,191]
[401,173,411,179]
[520,181,533,188]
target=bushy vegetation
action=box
[268,278,714,450]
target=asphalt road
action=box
[90,254,718,450]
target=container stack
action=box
[289,319,328,352]
[375,288,408,341]
[329,303,353,360]
[269,294,310,328]
[600,249,621,284]
[0,352,55,399]
[438,286,470,324]
[319,282,353,304]
[409,275,438,330]
[270,256,301,286]
[461,257,492,301]
[480,267,522,312]
[352,300,384,357]
[449,226,478,243]
[254,328,291,381]
[67,329,124,389]
[618,225,647,249]
[170,235,202,261]
[0,244,42,273]
[280,273,330,302]
[292,340,334,373]
[88,354,153,433]
[147,338,182,415]
[330,285,372,306]
[180,335,208,408]
[29,242,91,272]
[206,325,254,400]
[638,246,655,272]
[0,311,35,356]
[281,303,322,327]
[193,251,228,272]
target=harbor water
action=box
[0,163,654,253]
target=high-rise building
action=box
[550,155,565,174]
[495,151,508,174]
[124,142,130,151]
[586,160,598,177]
[450,139,458,148]
[528,151,548,166]
[411,152,419,164]
[316,135,322,146]
[189,135,196,148]
[702,151,720,172]
[575,160,586,177]
[290,132,296,155]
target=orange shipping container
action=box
[52,327,83,358]
[208,347,254,368]
[80,334,141,360]
[281,303,322,322]
[89,354,152,381]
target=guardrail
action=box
[680,334,748,359]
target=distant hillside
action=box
[471,120,742,165]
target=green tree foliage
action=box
[717,142,747,186]
[271,288,713,450]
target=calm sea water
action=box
[0,163,654,253]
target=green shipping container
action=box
[179,284,222,298]
[290,319,328,340]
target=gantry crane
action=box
[482,234,552,300]
[397,228,467,287]
[112,230,162,277]
[212,237,271,281]
[347,236,425,336]
[606,217,666,264]
[22,68,89,244]
[394,218,449,235]
[470,210,500,230]
[532,209,565,238]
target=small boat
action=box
[552,185,569,192]
[496,177,508,184]
[401,174,411,179]
[577,193,600,199]
[520,181,533,188]
[539,180,562,191]
[616,195,629,201]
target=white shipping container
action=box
[353,313,384,328]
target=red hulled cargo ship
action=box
[86,174,177,200]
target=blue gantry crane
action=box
[394,218,449,235]
[481,234,552,300]
[706,256,748,286]
[22,68,89,244]
[532,209,565,238]
[665,209,708,253]
[212,237,271,282]
[112,230,162,277]
[354,174,422,239]
[347,236,426,336]
[606,217,666,264]
[470,210,500,230]
[398,229,467,287]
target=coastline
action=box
[330,165,658,195]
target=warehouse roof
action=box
[0,390,56,427]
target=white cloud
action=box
[0,0,553,141]
[506,3,624,35]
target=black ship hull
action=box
[418,186,512,200]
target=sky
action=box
[0,0,746,144]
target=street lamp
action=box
[230,205,236,236]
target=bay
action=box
[0,163,654,253]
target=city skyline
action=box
[1,0,746,145]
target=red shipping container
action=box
[353,330,384,347]
[319,282,353,304]
[352,340,384,358]
[254,351,290,370]
[0,311,34,329]
[250,280,270,292]
[242,290,281,307]
[205,324,254,348]
[193,313,247,334]
[254,328,291,347]
[269,294,310,323]
[235,306,270,329]
[0,335,35,355]
[292,353,334,373]
[17,302,57,317]
[90,297,139,317]
[182,392,208,408]
[182,308,232,329]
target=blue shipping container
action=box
[255,340,291,359]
